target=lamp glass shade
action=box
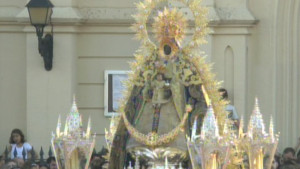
[28,7,52,26]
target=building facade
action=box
[0,0,299,153]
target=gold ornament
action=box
[122,108,190,147]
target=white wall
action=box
[0,32,27,153]
[77,30,138,149]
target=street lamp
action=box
[26,0,54,71]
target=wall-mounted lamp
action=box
[26,0,54,71]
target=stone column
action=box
[273,0,300,150]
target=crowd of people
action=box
[2,128,300,169]
[0,129,108,169]
[0,129,58,169]
[0,157,58,169]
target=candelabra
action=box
[240,98,279,169]
[188,105,231,169]
[188,98,279,169]
[51,98,96,169]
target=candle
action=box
[86,117,91,139]
[56,115,61,138]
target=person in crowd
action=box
[9,129,32,160]
[1,160,18,169]
[39,163,49,169]
[218,88,239,128]
[293,137,300,163]
[279,147,300,169]
[90,153,106,169]
[22,161,39,169]
[30,163,39,169]
[22,161,32,169]
[13,158,24,168]
[0,156,5,169]
[271,154,281,169]
[283,148,296,160]
[46,157,57,169]
[296,151,300,163]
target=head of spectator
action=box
[9,129,25,145]
[39,163,49,169]
[46,157,57,169]
[283,147,296,161]
[218,88,228,100]
[30,163,39,169]
[9,129,32,160]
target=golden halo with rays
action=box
[131,0,209,51]
[152,7,187,44]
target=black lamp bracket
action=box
[35,25,53,71]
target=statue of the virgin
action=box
[108,0,227,168]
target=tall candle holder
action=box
[187,98,279,169]
[51,97,95,169]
